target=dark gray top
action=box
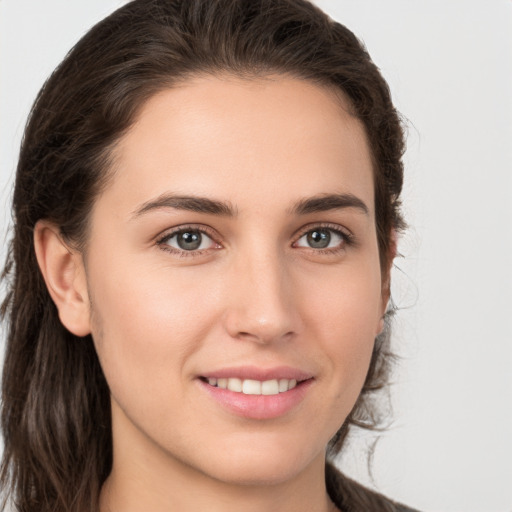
[326,462,420,512]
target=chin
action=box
[195,438,325,487]
[206,461,305,487]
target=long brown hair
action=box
[1,1,405,510]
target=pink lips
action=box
[201,365,312,382]
[198,366,314,420]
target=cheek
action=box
[88,262,220,406]
[301,259,383,390]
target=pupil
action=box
[307,229,330,249]
[177,231,202,250]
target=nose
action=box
[222,248,303,345]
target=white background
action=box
[1,1,511,511]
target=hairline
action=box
[76,69,367,252]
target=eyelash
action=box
[292,223,354,254]
[156,223,354,258]
[156,225,221,258]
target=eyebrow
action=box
[131,192,369,219]
[131,194,237,218]
[290,193,369,216]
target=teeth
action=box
[227,378,242,392]
[206,377,299,395]
[242,379,261,395]
[261,379,280,395]
[278,379,289,392]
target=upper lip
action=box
[200,365,314,382]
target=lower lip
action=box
[198,379,313,420]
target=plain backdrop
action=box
[1,1,511,511]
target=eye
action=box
[294,227,348,250]
[158,228,218,253]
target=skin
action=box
[35,75,390,512]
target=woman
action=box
[0,0,415,510]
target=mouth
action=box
[197,368,314,420]
[199,376,301,395]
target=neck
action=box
[100,407,338,512]
[101,463,337,512]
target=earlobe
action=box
[34,221,91,337]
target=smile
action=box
[198,368,314,420]
[205,377,298,395]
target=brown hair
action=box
[1,1,405,511]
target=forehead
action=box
[101,74,374,216]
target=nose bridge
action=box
[223,241,300,343]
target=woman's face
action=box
[82,75,387,485]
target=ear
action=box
[34,220,91,337]
[377,229,398,335]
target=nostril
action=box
[222,293,303,344]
